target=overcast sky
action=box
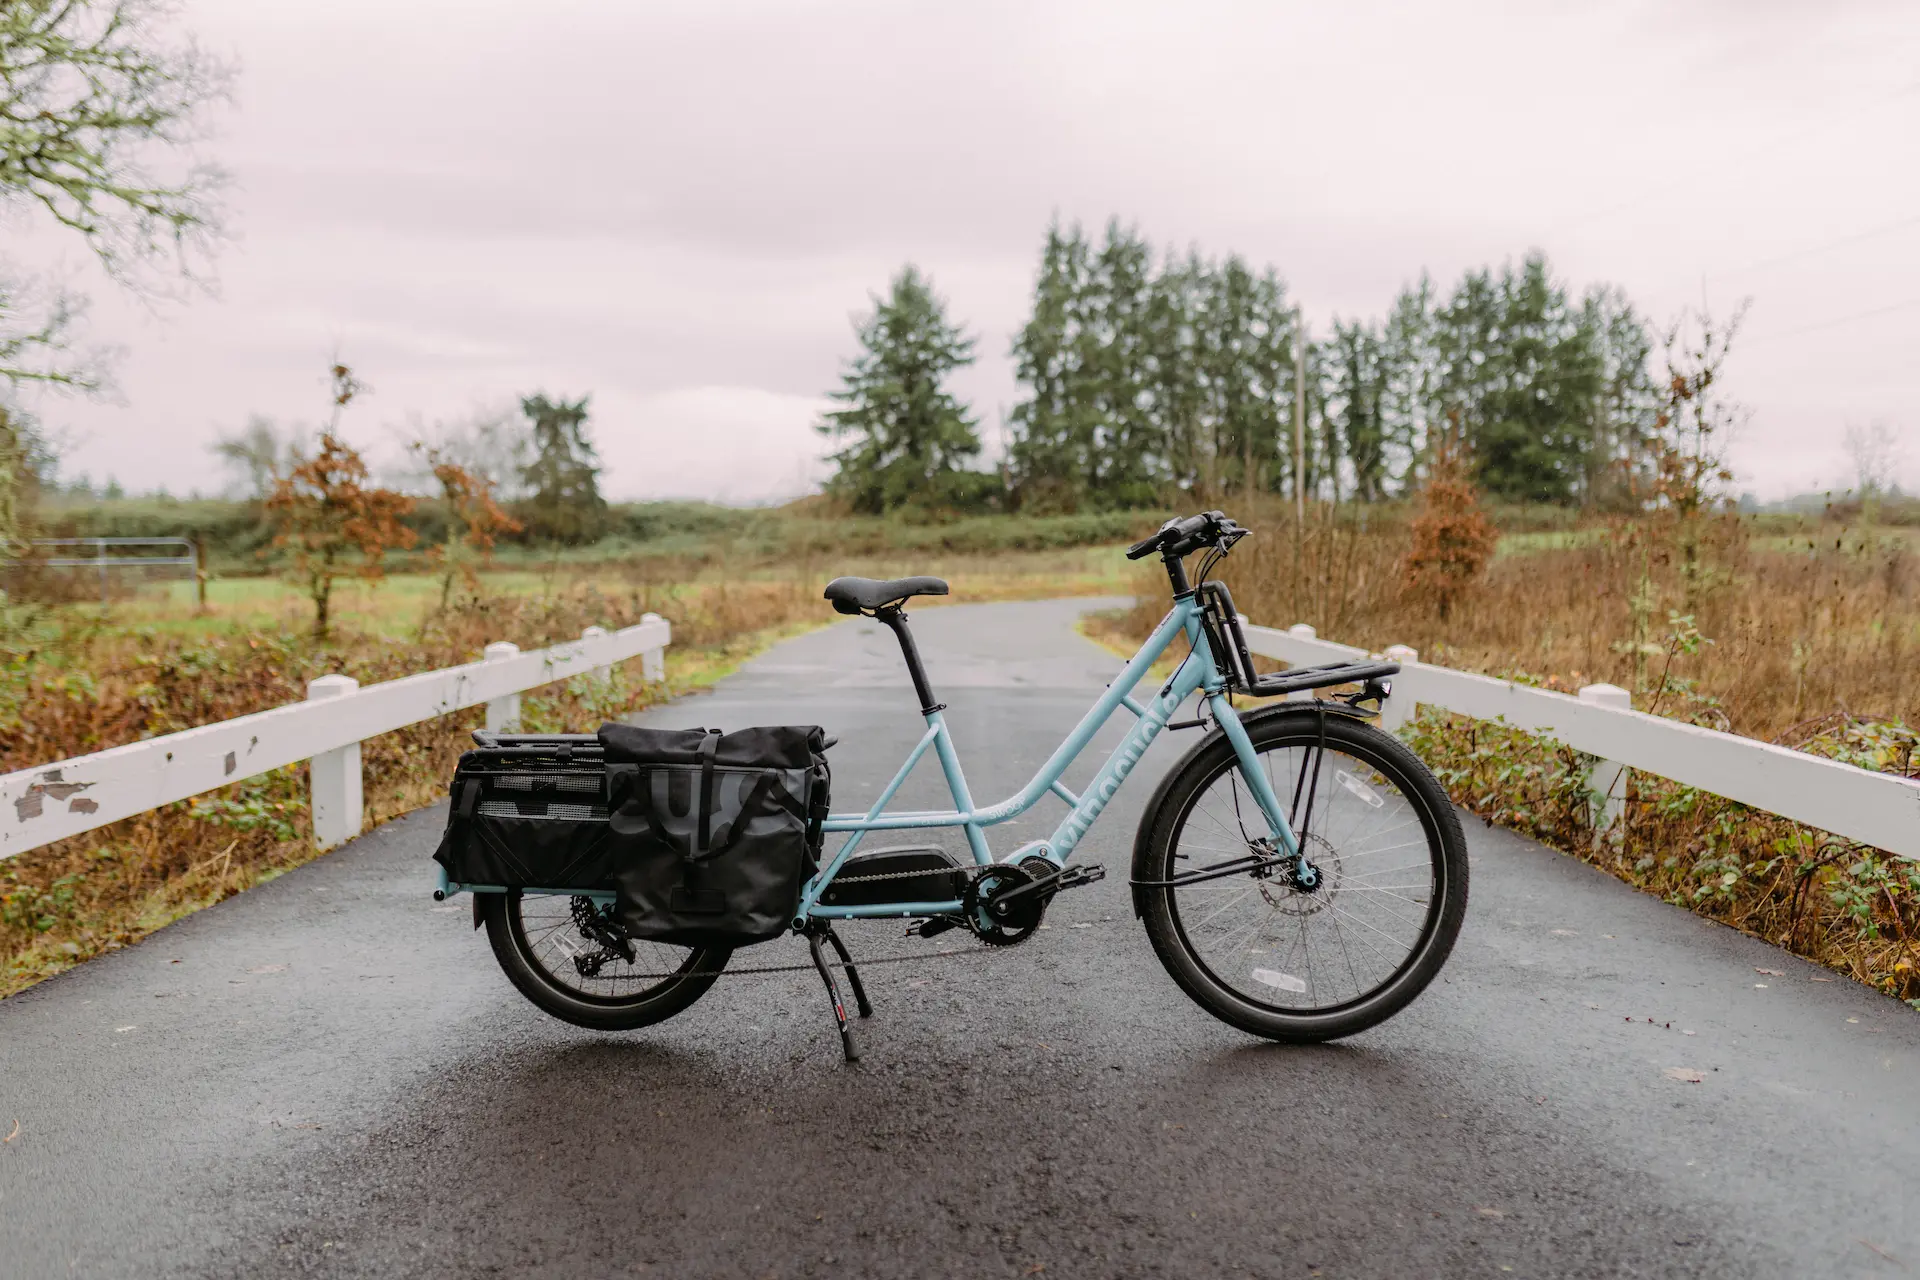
[14,0,1920,502]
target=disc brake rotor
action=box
[1259,833,1343,916]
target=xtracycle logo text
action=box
[1056,686,1181,849]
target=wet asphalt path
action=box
[3,598,1918,1279]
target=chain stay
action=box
[561,861,1106,981]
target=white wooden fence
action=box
[0,616,671,860]
[1244,621,1920,859]
[3,606,1911,867]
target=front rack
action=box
[1195,581,1400,699]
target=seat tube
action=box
[927,710,993,864]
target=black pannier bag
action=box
[431,723,831,948]
[598,723,830,947]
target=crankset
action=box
[954,859,1109,947]
[964,865,1044,946]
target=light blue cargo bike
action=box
[456,511,1468,1059]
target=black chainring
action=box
[963,864,1046,946]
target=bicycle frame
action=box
[798,595,1301,924]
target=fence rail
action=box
[28,537,201,605]
[1242,622,1920,859]
[0,616,670,860]
[2,607,1911,868]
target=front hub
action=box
[1259,833,1341,916]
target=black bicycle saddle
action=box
[823,576,950,615]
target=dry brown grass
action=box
[1115,499,1920,738]
[1101,499,1920,1004]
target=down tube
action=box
[1044,630,1214,860]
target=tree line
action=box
[823,220,1682,513]
[209,385,611,544]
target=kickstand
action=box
[806,928,862,1062]
[821,924,873,1019]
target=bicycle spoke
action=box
[1163,733,1444,1017]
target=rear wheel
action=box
[1136,710,1467,1042]
[480,890,730,1031]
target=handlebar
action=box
[1126,510,1250,561]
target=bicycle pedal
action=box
[1051,864,1107,892]
[908,916,962,940]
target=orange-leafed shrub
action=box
[1400,424,1497,620]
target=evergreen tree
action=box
[1008,224,1087,511]
[1197,255,1289,501]
[1579,285,1659,507]
[518,393,606,542]
[1005,220,1656,512]
[1142,250,1206,494]
[1433,254,1602,504]
[1378,275,1438,491]
[1326,318,1387,502]
[1085,221,1160,506]
[820,265,985,513]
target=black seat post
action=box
[875,607,942,715]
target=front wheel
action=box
[1135,708,1468,1043]
[480,890,731,1031]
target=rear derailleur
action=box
[567,896,637,977]
[910,859,1107,947]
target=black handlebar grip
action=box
[1127,511,1241,560]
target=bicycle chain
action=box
[649,943,1017,981]
[812,863,988,887]
[561,863,1050,982]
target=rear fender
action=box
[1127,700,1377,917]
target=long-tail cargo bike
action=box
[432,511,1469,1060]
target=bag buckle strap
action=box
[696,729,720,854]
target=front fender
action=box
[1126,699,1377,917]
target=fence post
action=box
[641,613,666,684]
[581,625,612,685]
[1380,645,1419,732]
[1578,683,1632,841]
[484,642,522,732]
[306,675,363,851]
[190,538,207,614]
